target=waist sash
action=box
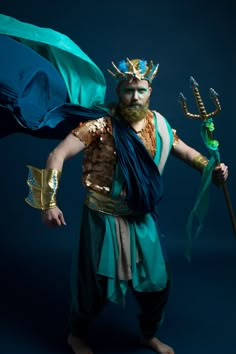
[85,189,137,216]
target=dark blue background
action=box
[0,1,235,353]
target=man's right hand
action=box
[41,206,66,227]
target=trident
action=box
[179,77,236,236]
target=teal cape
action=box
[0,14,107,138]
[0,14,106,107]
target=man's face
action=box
[116,79,152,123]
[117,79,151,107]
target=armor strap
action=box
[25,165,61,210]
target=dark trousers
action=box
[70,275,170,340]
[131,280,171,339]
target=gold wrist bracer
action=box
[25,165,61,210]
[192,154,209,171]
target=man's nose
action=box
[132,90,139,100]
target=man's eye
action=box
[124,89,133,94]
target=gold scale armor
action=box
[72,110,178,194]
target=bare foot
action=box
[67,334,93,354]
[140,336,174,354]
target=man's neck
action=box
[130,117,146,133]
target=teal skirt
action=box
[72,204,168,309]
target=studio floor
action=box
[0,236,235,354]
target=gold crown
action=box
[108,58,159,83]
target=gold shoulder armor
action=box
[72,117,112,146]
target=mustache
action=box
[128,103,143,107]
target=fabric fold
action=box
[0,14,106,107]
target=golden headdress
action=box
[108,58,159,83]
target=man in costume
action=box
[0,14,228,354]
[25,59,228,354]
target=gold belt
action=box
[84,189,133,216]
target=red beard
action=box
[116,100,150,123]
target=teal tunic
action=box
[76,112,174,306]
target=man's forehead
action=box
[119,79,149,89]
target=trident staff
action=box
[179,77,236,237]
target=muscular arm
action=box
[46,132,85,170]
[171,138,202,169]
[42,132,85,227]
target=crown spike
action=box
[149,64,159,82]
[111,61,126,78]
[144,60,153,77]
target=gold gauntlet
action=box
[192,154,209,171]
[25,165,61,210]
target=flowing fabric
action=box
[0,14,107,138]
[185,119,220,260]
[0,14,106,106]
[0,34,107,138]
[112,117,163,214]
[0,34,67,131]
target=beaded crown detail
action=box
[108,58,159,83]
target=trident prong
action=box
[179,77,236,237]
[208,88,221,118]
[179,77,222,121]
[179,93,201,119]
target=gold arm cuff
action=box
[25,165,61,210]
[192,154,209,171]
